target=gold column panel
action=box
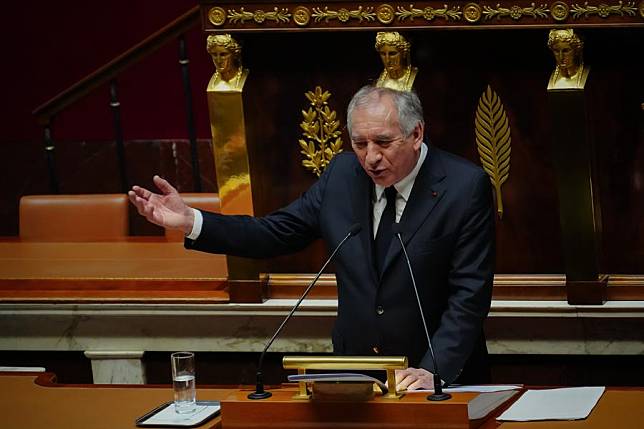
[206,34,253,216]
[546,28,605,304]
[206,34,261,301]
[207,91,253,216]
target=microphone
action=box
[392,223,451,401]
[248,223,362,399]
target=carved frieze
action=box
[203,1,644,31]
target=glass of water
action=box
[171,351,196,414]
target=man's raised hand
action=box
[128,175,194,234]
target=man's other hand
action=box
[128,175,194,234]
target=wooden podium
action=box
[220,387,505,429]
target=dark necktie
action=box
[374,186,397,275]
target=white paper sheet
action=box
[414,384,522,393]
[497,386,605,421]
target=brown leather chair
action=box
[165,193,220,241]
[19,194,129,241]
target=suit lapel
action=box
[351,162,379,285]
[381,145,447,277]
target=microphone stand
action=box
[393,225,451,401]
[248,224,362,399]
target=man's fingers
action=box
[153,175,177,195]
[130,186,153,200]
[407,378,429,391]
[395,368,411,384]
[396,373,414,391]
[395,368,415,390]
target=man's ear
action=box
[412,122,424,149]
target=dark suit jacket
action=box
[187,145,495,384]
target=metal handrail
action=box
[32,5,200,125]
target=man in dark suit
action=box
[129,86,495,389]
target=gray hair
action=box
[347,86,424,137]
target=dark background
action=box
[2,3,643,276]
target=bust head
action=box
[375,32,411,80]
[206,34,242,81]
[547,29,584,78]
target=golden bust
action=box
[375,32,418,92]
[547,29,589,90]
[207,34,248,92]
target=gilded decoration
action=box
[312,6,376,22]
[396,4,463,21]
[293,6,311,26]
[571,1,637,18]
[475,85,511,220]
[205,2,643,28]
[547,28,589,89]
[208,6,227,26]
[227,7,291,24]
[464,3,483,22]
[376,4,396,23]
[299,87,344,177]
[483,3,550,20]
[206,34,248,92]
[375,32,418,91]
[550,1,571,19]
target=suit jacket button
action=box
[376,305,384,315]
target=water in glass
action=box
[173,374,196,413]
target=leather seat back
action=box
[19,194,129,241]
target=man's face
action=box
[350,95,423,187]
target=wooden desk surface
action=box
[3,373,643,429]
[0,240,229,303]
[0,372,230,429]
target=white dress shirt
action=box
[371,143,428,238]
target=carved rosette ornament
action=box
[376,4,396,23]
[208,7,227,26]
[293,6,311,26]
[464,2,483,22]
[550,1,571,19]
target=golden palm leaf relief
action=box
[299,86,344,177]
[475,85,511,219]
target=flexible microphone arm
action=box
[392,223,451,401]
[248,223,362,400]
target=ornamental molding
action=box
[204,1,644,29]
[482,3,550,20]
[570,1,638,18]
